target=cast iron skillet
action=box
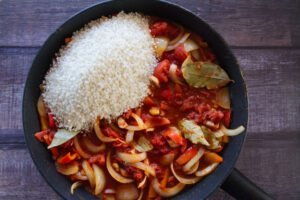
[23,0,273,199]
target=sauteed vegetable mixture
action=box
[35,13,244,200]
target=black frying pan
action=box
[22,0,273,199]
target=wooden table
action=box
[0,0,299,199]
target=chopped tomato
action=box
[174,43,188,63]
[103,127,121,139]
[223,110,231,127]
[154,59,170,83]
[48,113,56,129]
[88,154,105,166]
[57,152,77,164]
[34,130,49,142]
[160,87,172,100]
[150,21,179,38]
[144,115,170,128]
[143,96,156,107]
[176,146,198,165]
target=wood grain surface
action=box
[0,0,299,199]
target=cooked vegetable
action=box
[57,152,77,164]
[131,113,146,129]
[138,176,147,188]
[117,117,128,129]
[169,64,184,85]
[182,148,204,172]
[151,178,185,197]
[82,136,106,153]
[94,118,118,142]
[107,151,133,183]
[56,161,79,176]
[128,162,155,176]
[182,56,231,89]
[178,119,209,146]
[149,107,160,116]
[117,151,147,163]
[163,126,185,148]
[160,152,176,166]
[185,161,199,175]
[203,152,223,164]
[149,75,160,87]
[154,37,169,57]
[216,87,231,109]
[37,96,48,130]
[221,124,245,136]
[125,130,134,143]
[48,129,79,149]
[82,160,95,188]
[176,146,198,165]
[166,33,190,51]
[70,181,82,194]
[92,164,106,195]
[116,183,139,200]
[196,163,219,177]
[74,136,92,159]
[184,38,199,52]
[134,136,153,152]
[171,163,201,184]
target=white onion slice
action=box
[82,136,105,153]
[213,129,224,138]
[137,190,144,200]
[82,160,95,188]
[160,152,176,166]
[168,25,184,45]
[117,117,128,129]
[128,162,155,176]
[134,136,153,153]
[154,37,169,57]
[92,164,106,195]
[117,151,146,163]
[73,136,92,159]
[116,183,139,200]
[71,171,88,181]
[131,113,146,129]
[182,148,204,172]
[185,161,199,175]
[169,64,184,85]
[221,125,245,136]
[56,161,79,175]
[107,151,133,183]
[216,87,231,109]
[171,163,201,184]
[149,75,160,87]
[195,163,219,177]
[70,181,82,194]
[125,130,135,143]
[151,178,185,197]
[138,176,147,189]
[184,38,199,52]
[166,33,190,51]
[94,118,117,143]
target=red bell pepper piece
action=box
[57,152,78,164]
[176,146,198,165]
[34,130,49,142]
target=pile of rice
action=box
[43,12,157,131]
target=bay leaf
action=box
[182,56,231,89]
[48,129,80,149]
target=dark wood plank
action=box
[0,0,299,47]
[0,136,299,199]
[1,48,299,142]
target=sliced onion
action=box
[154,37,169,57]
[117,151,146,163]
[166,33,190,51]
[131,113,146,129]
[104,188,116,194]
[117,117,128,129]
[151,178,185,197]
[70,181,82,194]
[185,161,199,175]
[195,163,219,177]
[169,64,184,85]
[182,148,204,173]
[107,151,133,183]
[216,87,231,109]
[137,190,144,200]
[221,125,245,136]
[213,129,224,138]
[168,25,184,46]
[160,152,176,166]
[82,160,95,188]
[56,161,79,175]
[37,95,48,130]
[74,136,92,159]
[149,75,160,87]
[125,125,146,131]
[70,171,88,181]
[82,136,106,153]
[125,130,135,143]
[92,164,106,195]
[128,162,155,176]
[184,38,199,52]
[116,183,139,200]
[138,176,147,189]
[171,163,201,184]
[94,118,117,143]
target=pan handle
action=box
[221,168,273,200]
